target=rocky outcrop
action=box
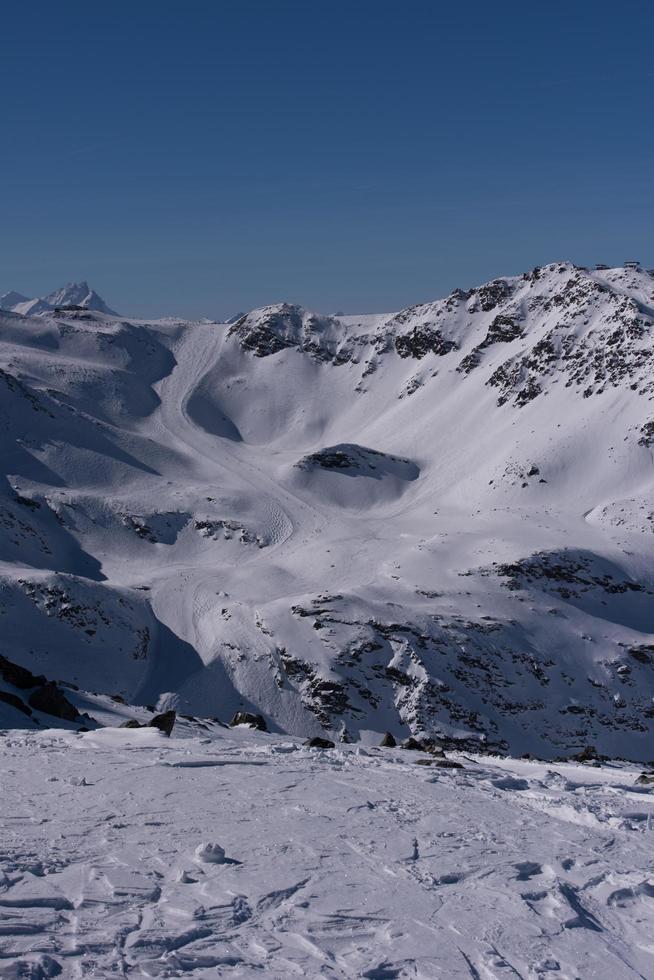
[0,654,46,690]
[149,710,176,736]
[0,690,32,717]
[229,711,268,731]
[28,682,80,722]
[395,325,458,359]
[304,736,335,749]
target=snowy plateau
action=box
[1,263,654,978]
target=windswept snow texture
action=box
[3,263,654,759]
[1,723,654,978]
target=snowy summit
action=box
[0,281,117,317]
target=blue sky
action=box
[1,0,653,318]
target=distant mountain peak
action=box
[0,290,30,310]
[44,281,117,314]
[0,282,117,316]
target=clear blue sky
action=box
[2,0,653,318]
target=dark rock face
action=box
[638,421,654,447]
[0,690,32,716]
[28,682,80,722]
[636,772,654,785]
[149,710,176,737]
[570,745,604,763]
[303,450,357,471]
[458,314,524,374]
[229,711,268,731]
[0,654,46,690]
[395,325,458,359]
[483,315,524,346]
[476,279,512,312]
[380,732,397,747]
[119,719,143,729]
[228,304,354,364]
[402,736,426,751]
[304,736,335,749]
[278,642,354,727]
[421,738,445,757]
[483,273,654,407]
[629,646,653,665]
[296,444,419,483]
[492,550,647,599]
[433,759,464,769]
[229,309,297,357]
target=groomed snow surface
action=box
[2,721,654,979]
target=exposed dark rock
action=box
[380,731,397,747]
[482,314,523,345]
[636,772,654,785]
[229,711,268,731]
[570,745,605,763]
[638,421,654,448]
[0,690,32,716]
[119,719,143,729]
[395,325,458,359]
[402,736,426,751]
[629,646,653,665]
[303,449,355,470]
[433,759,464,769]
[0,654,46,690]
[476,279,512,312]
[297,444,417,482]
[492,550,646,600]
[457,314,523,373]
[228,304,354,364]
[421,738,445,757]
[306,678,351,717]
[149,710,176,737]
[28,682,80,722]
[304,736,336,749]
[229,309,297,357]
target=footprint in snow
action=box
[491,776,530,791]
[514,861,543,881]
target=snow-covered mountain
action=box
[0,281,117,316]
[2,261,654,760]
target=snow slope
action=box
[2,263,654,759]
[1,721,653,978]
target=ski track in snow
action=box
[1,724,654,979]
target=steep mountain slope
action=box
[2,262,654,759]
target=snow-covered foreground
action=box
[2,721,653,979]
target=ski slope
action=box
[2,263,654,758]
